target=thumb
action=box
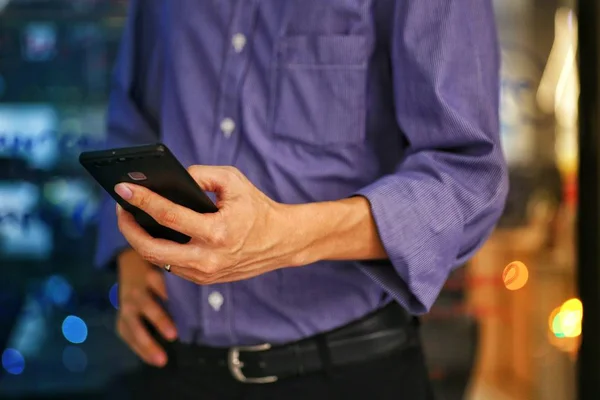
[187,165,243,200]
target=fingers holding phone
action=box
[116,249,177,367]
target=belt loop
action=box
[315,335,334,379]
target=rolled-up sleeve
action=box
[94,0,162,268]
[356,0,508,313]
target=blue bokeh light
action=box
[61,316,88,344]
[44,274,72,306]
[62,346,87,373]
[109,283,118,309]
[2,348,25,375]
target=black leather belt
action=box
[161,302,420,384]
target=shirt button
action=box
[220,118,236,138]
[208,291,224,312]
[231,33,246,53]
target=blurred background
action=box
[0,0,590,399]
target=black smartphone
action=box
[79,143,218,244]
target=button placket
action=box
[213,0,258,165]
[200,285,231,342]
[231,33,247,53]
[203,1,259,344]
[220,117,236,138]
[208,291,224,311]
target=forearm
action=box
[285,196,387,266]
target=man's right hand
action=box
[116,248,177,367]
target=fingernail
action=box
[154,353,167,366]
[115,183,133,200]
[165,329,177,341]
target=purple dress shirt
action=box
[96,0,508,347]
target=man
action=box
[97,0,508,398]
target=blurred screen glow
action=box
[2,348,25,375]
[62,346,87,373]
[44,275,73,306]
[0,182,53,259]
[8,295,48,358]
[0,105,59,169]
[43,178,101,235]
[22,23,57,62]
[61,316,88,344]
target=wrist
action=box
[269,202,312,268]
[278,202,323,267]
[281,196,386,267]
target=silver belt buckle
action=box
[227,343,278,384]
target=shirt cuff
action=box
[353,174,462,314]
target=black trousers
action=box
[106,336,434,400]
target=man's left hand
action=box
[114,166,301,284]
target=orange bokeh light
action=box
[503,261,529,291]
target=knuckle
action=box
[210,228,227,246]
[187,165,200,176]
[138,247,151,259]
[137,193,150,209]
[195,262,209,274]
[219,168,235,183]
[186,262,204,275]
[120,302,137,317]
[157,209,178,226]
[224,166,244,181]
[139,249,159,265]
[224,165,240,175]
[223,166,237,174]
[202,255,220,273]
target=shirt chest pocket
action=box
[270,35,370,146]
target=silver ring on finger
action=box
[163,264,171,272]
